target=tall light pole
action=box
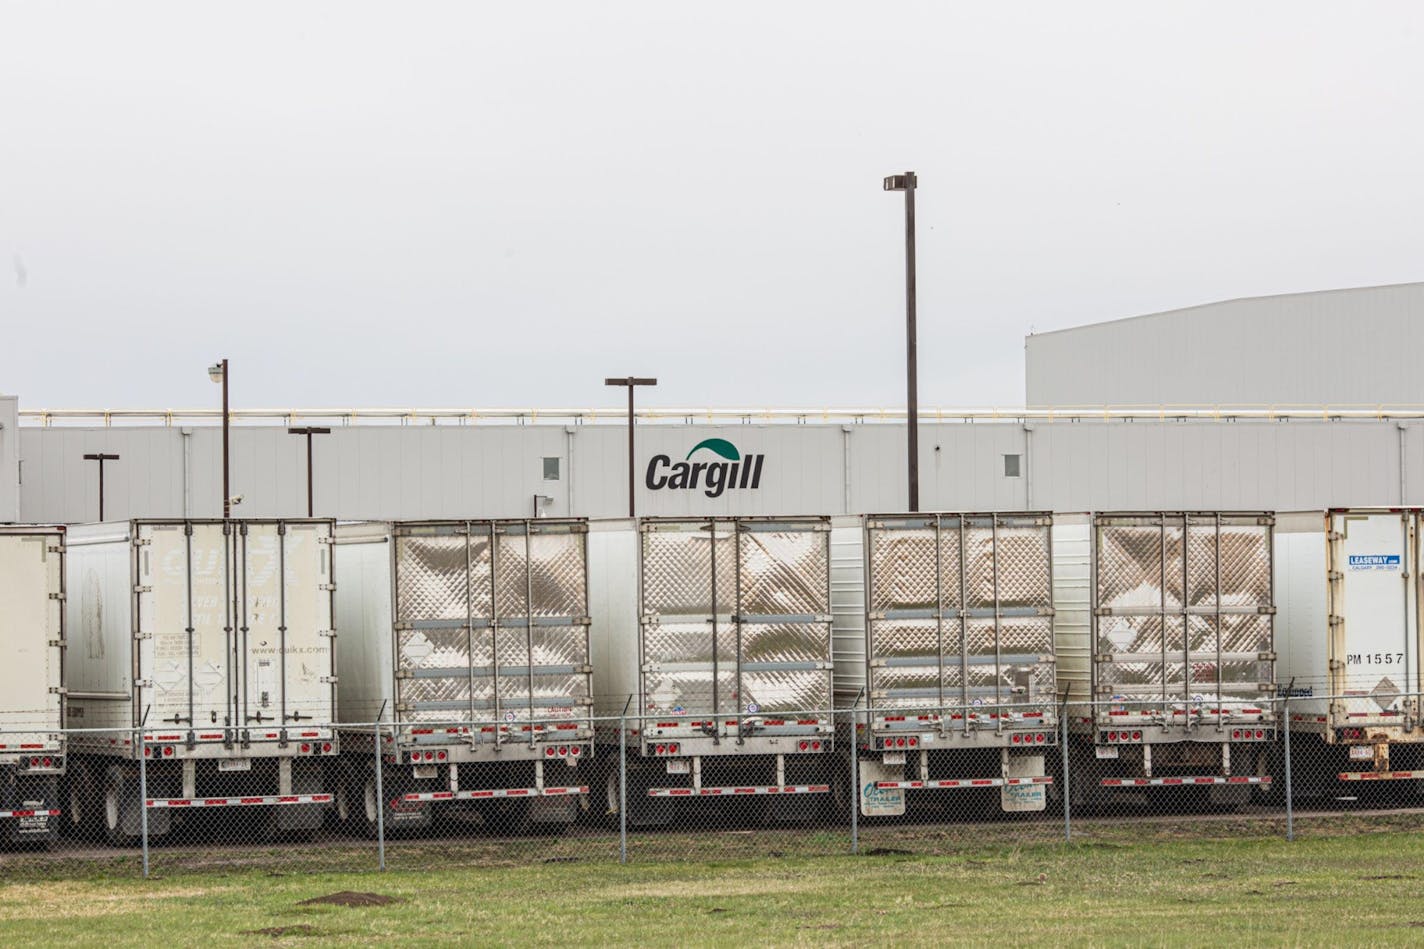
[208,359,230,518]
[604,376,657,517]
[883,171,919,512]
[287,426,331,517]
[82,452,120,521]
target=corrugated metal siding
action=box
[0,396,17,521]
[1026,283,1424,408]
[15,419,1421,523]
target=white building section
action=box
[1026,282,1424,409]
[11,413,1424,521]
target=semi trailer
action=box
[0,525,66,842]
[331,519,592,835]
[1276,508,1424,796]
[833,513,1058,818]
[1062,512,1277,807]
[62,519,338,843]
[589,517,835,825]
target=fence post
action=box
[374,717,386,870]
[137,719,150,879]
[1283,694,1293,842]
[1061,696,1071,843]
[619,699,629,865]
[850,690,862,855]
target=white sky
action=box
[2,2,1422,411]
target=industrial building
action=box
[4,282,1423,524]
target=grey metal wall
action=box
[15,418,1422,523]
[1026,283,1424,408]
[0,396,17,521]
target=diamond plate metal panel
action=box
[643,620,735,665]
[641,526,735,616]
[871,664,941,708]
[870,619,938,660]
[740,669,829,714]
[994,525,1052,608]
[1097,522,1185,611]
[396,628,470,670]
[741,621,826,665]
[739,528,828,615]
[868,528,938,612]
[395,533,470,623]
[494,530,585,619]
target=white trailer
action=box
[1061,512,1277,806]
[1276,508,1424,792]
[331,520,592,834]
[0,525,66,842]
[63,519,338,844]
[589,517,835,825]
[833,513,1058,818]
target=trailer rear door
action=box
[640,518,832,731]
[865,513,1055,720]
[236,521,335,732]
[1328,510,1421,717]
[0,528,63,742]
[393,521,591,739]
[1093,513,1274,725]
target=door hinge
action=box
[135,679,153,689]
[49,591,66,601]
[49,638,66,649]
[320,675,339,684]
[318,629,337,638]
[318,583,337,592]
[134,585,153,594]
[49,686,66,695]
[134,537,153,547]
[1258,651,1278,661]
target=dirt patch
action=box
[1362,874,1412,881]
[298,891,401,907]
[242,925,321,937]
[863,847,912,856]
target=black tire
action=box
[64,761,100,840]
[103,765,138,847]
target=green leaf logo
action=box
[685,438,740,461]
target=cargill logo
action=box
[645,438,765,498]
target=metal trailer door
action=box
[640,518,832,730]
[1093,513,1274,725]
[865,514,1055,720]
[393,521,590,737]
[0,530,63,739]
[1328,510,1420,719]
[136,522,232,733]
[236,521,335,733]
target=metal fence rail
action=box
[1,693,1422,878]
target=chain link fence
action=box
[3,694,1424,879]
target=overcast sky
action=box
[2,2,1422,412]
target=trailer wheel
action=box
[64,761,99,840]
[103,765,139,847]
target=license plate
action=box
[1095,746,1120,759]
[413,765,438,779]
[882,752,905,766]
[1349,745,1374,760]
[218,758,251,772]
[666,759,690,774]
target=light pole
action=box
[604,376,657,517]
[287,426,331,517]
[883,171,919,512]
[82,452,120,520]
[208,359,230,518]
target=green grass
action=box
[3,829,1424,946]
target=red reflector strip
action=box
[646,784,831,797]
[144,794,333,808]
[1339,771,1418,781]
[0,809,62,819]
[1099,776,1270,787]
[875,777,1054,790]
[400,786,589,801]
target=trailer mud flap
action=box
[1001,755,1047,812]
[859,758,905,817]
